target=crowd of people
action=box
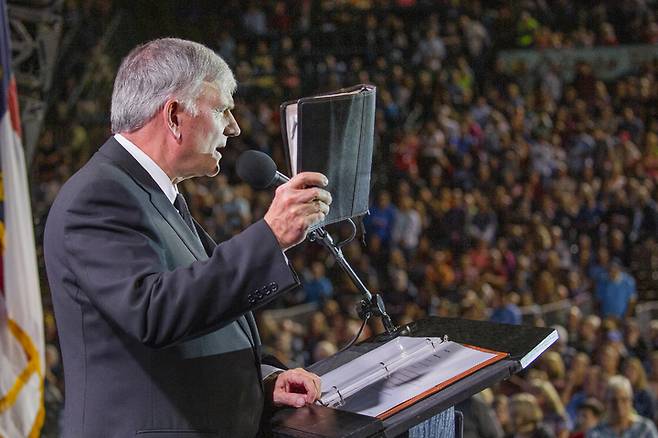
[28,0,658,437]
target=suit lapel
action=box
[97,138,207,261]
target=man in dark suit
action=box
[44,38,331,437]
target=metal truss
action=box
[7,0,63,163]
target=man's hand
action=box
[268,368,322,408]
[264,172,332,250]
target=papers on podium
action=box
[318,336,507,419]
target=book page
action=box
[319,337,506,418]
[284,103,298,175]
[307,85,371,100]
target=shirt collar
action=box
[114,133,178,204]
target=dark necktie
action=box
[174,193,201,242]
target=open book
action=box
[318,336,508,419]
[280,84,376,228]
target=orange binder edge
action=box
[376,344,508,420]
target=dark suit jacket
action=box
[44,137,300,438]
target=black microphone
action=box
[236,150,290,189]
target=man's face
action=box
[607,387,632,424]
[577,408,598,430]
[178,82,240,178]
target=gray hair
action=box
[110,38,236,133]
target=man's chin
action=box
[206,162,220,177]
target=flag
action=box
[0,0,45,436]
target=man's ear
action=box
[163,99,182,141]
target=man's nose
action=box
[225,111,241,137]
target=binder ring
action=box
[332,385,345,407]
[426,337,436,351]
[380,361,390,378]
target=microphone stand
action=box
[308,226,398,336]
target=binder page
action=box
[320,337,438,408]
[319,337,506,418]
[285,103,298,175]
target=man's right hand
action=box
[264,172,332,250]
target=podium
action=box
[266,316,557,438]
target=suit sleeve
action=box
[55,176,299,348]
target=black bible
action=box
[280,84,376,228]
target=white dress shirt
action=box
[114,133,178,204]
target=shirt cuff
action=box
[262,364,284,380]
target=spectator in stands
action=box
[391,194,422,258]
[516,11,539,47]
[456,390,504,438]
[572,315,601,356]
[648,350,658,401]
[562,353,591,409]
[492,395,512,437]
[312,340,337,363]
[622,357,656,421]
[303,261,334,304]
[599,341,623,377]
[509,393,553,438]
[624,319,649,363]
[469,195,498,245]
[593,259,637,319]
[529,378,572,438]
[566,366,607,424]
[649,320,658,353]
[364,190,396,248]
[570,398,603,438]
[489,290,522,325]
[242,3,267,36]
[539,350,568,394]
[586,375,658,438]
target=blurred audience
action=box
[28,1,658,436]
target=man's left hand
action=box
[269,368,322,408]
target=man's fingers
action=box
[294,369,322,402]
[313,374,322,396]
[306,372,322,399]
[288,172,328,189]
[301,200,330,215]
[273,391,306,408]
[297,187,332,205]
[287,373,318,400]
[305,213,326,229]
